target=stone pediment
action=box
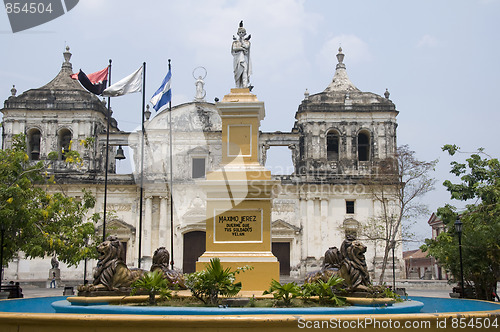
[146,102,221,132]
[188,146,209,155]
[179,219,206,234]
[97,219,136,238]
[272,219,301,236]
[183,208,206,223]
[182,196,206,223]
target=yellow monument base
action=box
[196,88,279,292]
[196,254,279,292]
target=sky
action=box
[1,0,499,250]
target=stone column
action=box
[328,197,336,245]
[300,197,308,260]
[320,198,328,246]
[143,196,153,258]
[159,196,168,248]
[306,198,315,257]
[313,198,321,256]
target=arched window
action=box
[27,129,41,160]
[58,128,72,160]
[343,218,360,238]
[326,130,339,161]
[357,131,370,161]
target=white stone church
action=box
[1,46,402,284]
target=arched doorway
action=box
[183,231,206,273]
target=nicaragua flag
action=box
[71,67,108,95]
[150,70,171,112]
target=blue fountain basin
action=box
[0,296,498,316]
[51,298,424,315]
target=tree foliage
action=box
[422,145,500,300]
[362,145,436,283]
[0,134,99,267]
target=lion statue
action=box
[341,238,370,291]
[304,235,371,292]
[79,236,144,292]
[150,247,186,289]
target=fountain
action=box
[1,234,499,331]
[0,294,499,331]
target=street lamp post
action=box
[391,240,396,292]
[455,216,465,298]
[0,224,4,288]
[83,236,89,285]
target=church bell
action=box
[115,145,126,160]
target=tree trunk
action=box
[149,292,156,305]
[209,289,218,305]
[378,242,391,284]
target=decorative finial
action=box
[304,88,309,100]
[239,20,243,28]
[10,84,17,96]
[63,46,71,63]
[384,88,390,99]
[336,47,345,65]
[62,46,72,70]
[335,47,346,71]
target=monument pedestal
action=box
[197,88,279,291]
[47,268,61,288]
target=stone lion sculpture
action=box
[150,247,186,289]
[79,236,144,292]
[305,235,371,292]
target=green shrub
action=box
[184,258,252,305]
[263,279,302,307]
[301,275,346,306]
[131,270,171,305]
[366,284,402,301]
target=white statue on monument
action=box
[231,21,252,88]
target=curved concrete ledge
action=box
[52,298,423,315]
[1,311,499,332]
[66,293,397,307]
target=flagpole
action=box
[168,59,175,270]
[103,59,112,242]
[138,61,146,269]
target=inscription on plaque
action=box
[214,209,262,242]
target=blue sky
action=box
[1,0,499,249]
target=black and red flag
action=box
[71,67,109,95]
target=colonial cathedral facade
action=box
[1,46,401,283]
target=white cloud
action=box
[317,34,371,70]
[416,35,439,48]
[173,0,322,82]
